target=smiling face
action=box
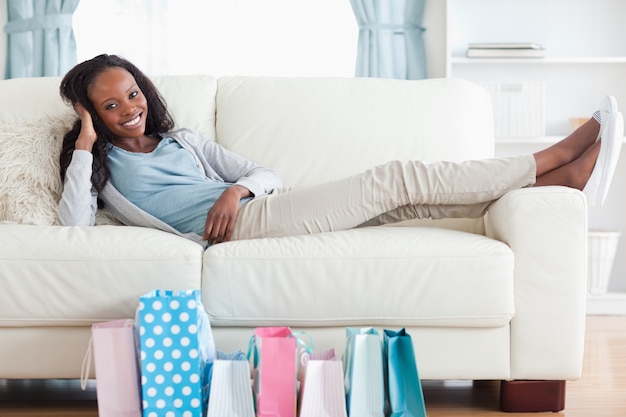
[88,67,149,141]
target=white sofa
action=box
[0,75,587,411]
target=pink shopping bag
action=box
[249,327,298,417]
[81,319,141,417]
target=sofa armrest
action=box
[484,186,587,380]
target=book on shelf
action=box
[466,42,545,58]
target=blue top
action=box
[107,137,250,236]
[58,128,283,246]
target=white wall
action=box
[0,0,7,79]
[73,0,359,77]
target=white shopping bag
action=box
[298,348,347,417]
[207,353,255,417]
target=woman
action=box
[58,54,623,247]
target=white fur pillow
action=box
[0,117,74,225]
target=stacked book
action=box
[466,42,545,58]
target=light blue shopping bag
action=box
[343,327,385,417]
[383,328,427,417]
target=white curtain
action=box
[350,0,427,80]
[4,0,80,78]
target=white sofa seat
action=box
[203,226,515,328]
[0,224,203,327]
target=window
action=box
[73,0,358,77]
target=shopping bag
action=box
[384,329,427,417]
[81,319,141,417]
[298,348,347,417]
[343,327,385,417]
[206,350,254,417]
[136,289,216,417]
[249,326,298,417]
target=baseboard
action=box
[586,292,626,315]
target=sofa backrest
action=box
[0,74,494,190]
[215,76,494,187]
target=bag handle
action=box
[246,334,255,362]
[292,331,314,355]
[80,337,93,391]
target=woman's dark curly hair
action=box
[59,54,175,192]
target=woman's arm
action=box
[203,184,251,244]
[57,150,98,226]
[57,103,100,226]
[179,129,283,196]
[207,144,282,196]
[173,129,284,244]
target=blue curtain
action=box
[350,0,427,80]
[4,0,80,78]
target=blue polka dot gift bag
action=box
[136,289,216,417]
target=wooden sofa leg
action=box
[499,380,566,412]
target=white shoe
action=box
[583,110,623,207]
[595,95,619,140]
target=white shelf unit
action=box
[433,0,626,313]
[495,137,626,145]
[451,57,626,65]
[445,0,626,137]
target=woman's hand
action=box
[74,103,98,151]
[203,185,252,244]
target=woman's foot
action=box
[535,140,600,190]
[534,117,599,177]
[534,95,621,177]
[535,106,623,207]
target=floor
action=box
[0,316,624,416]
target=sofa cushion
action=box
[202,226,515,328]
[0,224,204,326]
[0,117,73,225]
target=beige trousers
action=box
[231,155,537,241]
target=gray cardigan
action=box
[57,128,283,246]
